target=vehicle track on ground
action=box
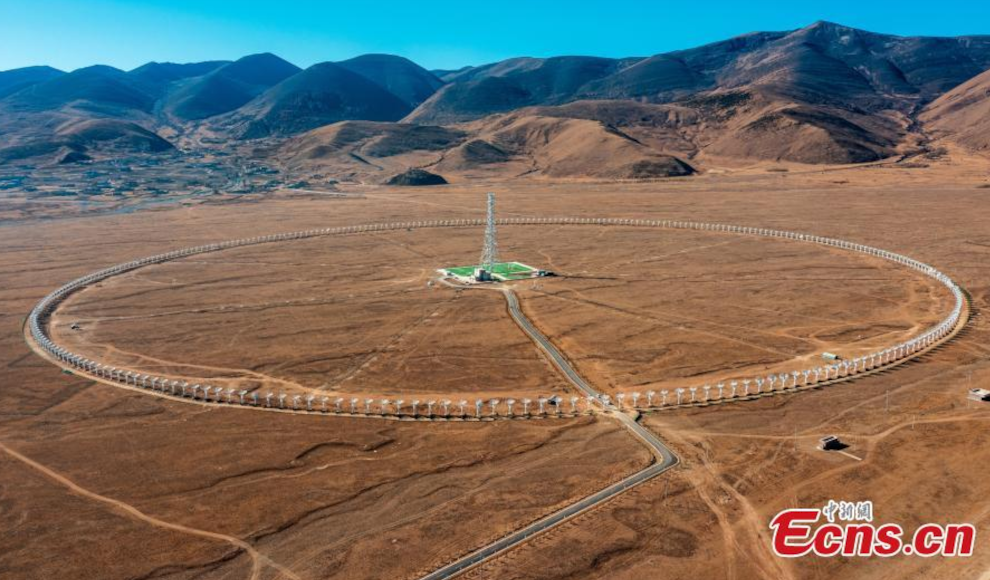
[24,217,968,579]
[29,218,965,418]
[0,441,301,580]
[416,286,679,579]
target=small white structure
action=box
[968,388,990,402]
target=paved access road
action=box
[502,288,677,466]
[418,289,679,580]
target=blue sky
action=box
[3,0,989,72]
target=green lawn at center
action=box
[443,262,538,280]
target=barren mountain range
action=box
[2,21,990,179]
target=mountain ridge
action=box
[2,21,990,172]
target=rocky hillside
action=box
[921,68,990,152]
[2,22,989,169]
[408,22,990,124]
[212,62,413,139]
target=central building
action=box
[440,193,546,283]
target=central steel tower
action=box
[479,192,499,272]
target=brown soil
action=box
[3,151,990,579]
[49,221,948,403]
[921,68,990,152]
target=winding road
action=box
[418,289,679,580]
[25,216,966,579]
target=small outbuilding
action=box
[819,435,844,451]
[968,388,990,402]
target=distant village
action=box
[0,148,340,220]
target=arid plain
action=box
[49,218,947,403]
[3,152,990,580]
